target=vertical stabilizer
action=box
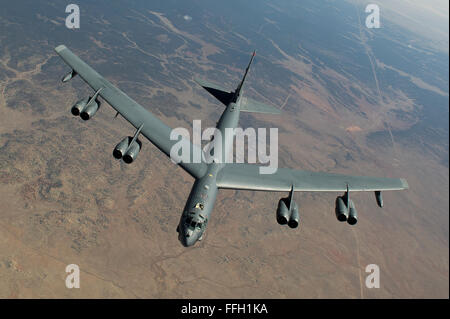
[233,50,256,101]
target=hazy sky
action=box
[348,0,449,52]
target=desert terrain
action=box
[0,0,448,298]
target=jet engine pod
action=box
[113,137,130,159]
[71,98,88,116]
[335,196,348,222]
[80,99,100,121]
[276,198,290,225]
[347,199,358,225]
[288,201,299,229]
[123,139,142,164]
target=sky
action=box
[347,0,449,52]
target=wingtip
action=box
[400,178,409,189]
[273,108,282,115]
[193,77,203,86]
[54,44,67,53]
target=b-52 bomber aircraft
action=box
[55,45,408,247]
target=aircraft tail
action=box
[234,50,256,98]
[240,97,281,114]
[195,50,280,114]
[194,77,233,106]
[194,50,256,106]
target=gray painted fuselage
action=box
[178,100,241,246]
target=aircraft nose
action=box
[180,235,196,247]
[183,236,196,247]
[179,228,199,247]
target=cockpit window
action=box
[194,203,204,210]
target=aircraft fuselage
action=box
[178,100,241,246]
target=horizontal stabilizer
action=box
[240,97,281,114]
[194,77,233,106]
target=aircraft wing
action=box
[216,163,408,192]
[55,45,207,179]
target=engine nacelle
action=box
[276,198,290,225]
[288,201,299,229]
[347,199,358,225]
[71,98,88,116]
[335,196,348,222]
[80,99,100,121]
[113,137,130,159]
[123,139,142,164]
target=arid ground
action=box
[0,0,448,298]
